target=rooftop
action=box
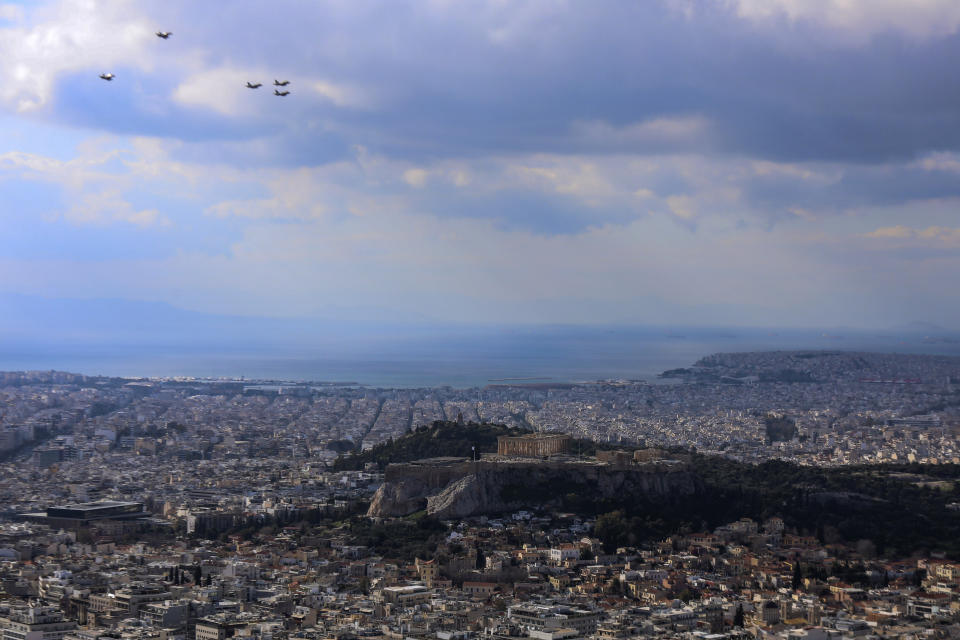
[50,500,141,512]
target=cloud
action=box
[5,200,957,329]
[738,153,960,222]
[916,152,960,174]
[0,150,62,173]
[0,0,155,112]
[864,225,914,239]
[403,168,429,188]
[730,0,960,41]
[6,1,960,329]
[0,142,175,228]
[171,68,372,117]
[863,225,960,247]
[570,116,711,153]
[311,80,373,109]
[4,126,960,327]
[172,68,258,117]
[64,189,169,227]
[6,0,960,167]
[666,195,697,221]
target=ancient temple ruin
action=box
[496,433,571,457]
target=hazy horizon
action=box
[3,291,959,386]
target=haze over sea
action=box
[3,324,959,389]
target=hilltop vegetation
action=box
[495,454,960,559]
[489,454,960,559]
[331,421,527,470]
[333,420,628,471]
[686,456,960,559]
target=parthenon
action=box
[497,433,571,457]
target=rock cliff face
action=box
[367,458,698,519]
[366,457,469,517]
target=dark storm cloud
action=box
[35,0,958,169]
[19,0,960,235]
[110,0,960,165]
[743,163,960,216]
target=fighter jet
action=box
[273,80,290,86]
[99,73,115,81]
[156,31,172,39]
[246,82,262,89]
[274,89,290,96]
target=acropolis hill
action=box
[367,433,698,518]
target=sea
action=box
[2,325,959,388]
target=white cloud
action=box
[729,0,960,41]
[172,67,373,116]
[0,142,172,228]
[403,168,429,188]
[0,0,155,112]
[61,188,168,227]
[312,80,372,109]
[0,150,62,173]
[863,224,960,246]
[864,225,913,239]
[0,146,126,190]
[666,195,696,220]
[5,113,960,326]
[172,67,256,117]
[916,152,960,174]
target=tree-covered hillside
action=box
[334,423,960,558]
[594,455,960,559]
[705,457,960,556]
[331,421,527,470]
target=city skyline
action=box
[2,1,960,332]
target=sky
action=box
[2,0,960,332]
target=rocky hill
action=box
[368,457,698,519]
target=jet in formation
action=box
[97,31,292,98]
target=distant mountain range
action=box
[892,321,954,334]
[0,293,956,357]
[0,293,440,349]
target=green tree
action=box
[792,563,803,590]
[594,510,629,554]
[913,568,926,587]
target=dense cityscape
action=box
[0,352,957,639]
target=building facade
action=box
[497,434,571,457]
